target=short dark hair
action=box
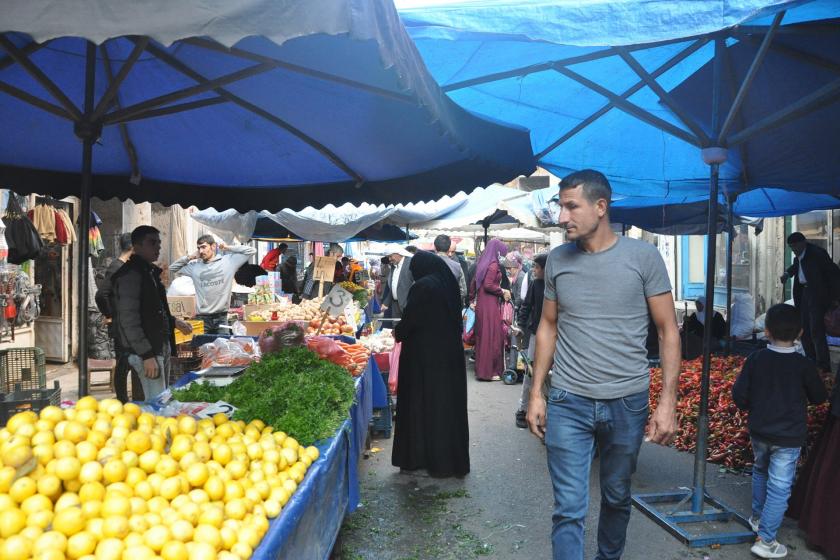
[787,232,806,244]
[533,253,548,269]
[405,246,418,254]
[380,256,390,265]
[560,169,612,209]
[433,234,452,253]
[197,234,216,246]
[765,303,801,342]
[278,243,288,251]
[131,225,160,246]
[117,232,133,253]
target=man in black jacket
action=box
[514,253,547,428]
[111,226,191,398]
[95,233,144,403]
[780,232,840,373]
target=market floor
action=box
[334,366,826,560]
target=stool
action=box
[87,359,116,393]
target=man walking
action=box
[170,234,256,334]
[381,244,413,319]
[528,169,681,560]
[780,232,840,374]
[434,234,467,302]
[95,233,144,403]
[112,226,192,398]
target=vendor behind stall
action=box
[170,234,256,334]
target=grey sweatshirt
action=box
[170,245,256,314]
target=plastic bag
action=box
[306,336,347,361]
[199,337,258,368]
[258,322,306,355]
[388,341,401,394]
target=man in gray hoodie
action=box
[170,235,257,334]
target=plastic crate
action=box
[370,395,393,439]
[0,347,46,393]
[0,380,61,426]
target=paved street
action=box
[336,367,823,560]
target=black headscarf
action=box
[408,251,463,325]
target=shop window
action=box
[795,211,829,251]
[714,226,751,291]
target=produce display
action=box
[305,337,370,376]
[199,338,259,369]
[305,315,356,336]
[173,347,357,446]
[649,356,834,470]
[337,282,369,308]
[246,298,322,322]
[248,282,276,305]
[359,330,395,354]
[0,397,320,560]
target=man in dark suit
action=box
[381,244,414,319]
[781,231,840,373]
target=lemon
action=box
[21,493,53,516]
[225,460,248,480]
[197,506,224,529]
[187,542,217,560]
[143,525,171,553]
[223,480,244,501]
[138,450,160,474]
[6,410,38,433]
[170,519,194,543]
[169,436,193,461]
[203,477,225,502]
[179,502,201,526]
[54,492,81,512]
[129,496,148,516]
[231,542,253,559]
[123,403,141,418]
[211,444,232,466]
[30,429,56,447]
[120,450,139,469]
[176,416,198,436]
[161,541,188,560]
[262,449,280,465]
[193,524,222,551]
[263,499,281,519]
[155,456,179,478]
[99,399,123,417]
[63,422,89,444]
[101,494,131,518]
[280,447,298,466]
[128,515,149,534]
[193,442,212,462]
[40,406,65,424]
[81,500,102,521]
[34,530,68,554]
[211,413,228,427]
[178,451,199,471]
[125,431,151,455]
[103,460,127,484]
[10,475,37,503]
[52,439,75,459]
[159,477,182,501]
[75,396,99,412]
[93,537,124,560]
[185,463,209,488]
[91,419,112,436]
[27,509,55,530]
[86,430,108,449]
[125,466,146,486]
[0,507,27,537]
[149,433,165,453]
[78,461,103,485]
[33,443,55,465]
[111,414,136,430]
[124,545,156,560]
[269,486,290,506]
[132,480,153,501]
[52,509,85,537]
[74,409,97,428]
[55,457,81,481]
[66,531,96,559]
[224,499,247,521]
[0,534,34,560]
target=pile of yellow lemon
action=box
[0,396,320,560]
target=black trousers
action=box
[112,350,145,403]
[800,287,831,371]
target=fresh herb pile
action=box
[172,346,357,446]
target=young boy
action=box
[732,303,828,558]
[514,253,547,428]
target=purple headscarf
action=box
[475,239,509,287]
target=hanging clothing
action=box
[54,210,68,244]
[55,209,76,244]
[393,251,469,477]
[28,204,56,242]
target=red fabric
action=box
[260,248,281,271]
[313,243,325,257]
[54,210,67,244]
[472,261,505,380]
[788,414,840,559]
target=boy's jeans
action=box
[545,387,648,560]
[751,437,801,543]
[126,345,170,401]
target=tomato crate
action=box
[0,347,46,393]
[0,380,61,426]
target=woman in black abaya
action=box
[392,251,470,477]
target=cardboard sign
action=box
[320,285,354,317]
[313,256,338,283]
[167,296,196,319]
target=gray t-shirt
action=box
[544,236,671,399]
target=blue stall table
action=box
[251,356,374,560]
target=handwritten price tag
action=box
[320,285,354,317]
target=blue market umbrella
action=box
[398,0,840,535]
[0,0,534,395]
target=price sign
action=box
[313,256,338,283]
[320,285,353,317]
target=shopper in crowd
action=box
[471,238,510,381]
[279,251,301,304]
[111,226,192,399]
[788,362,840,559]
[780,231,840,374]
[170,234,256,334]
[259,242,287,272]
[381,244,414,319]
[504,251,529,312]
[392,251,469,478]
[527,169,681,560]
[95,232,144,403]
[377,256,392,316]
[732,303,827,559]
[513,253,547,429]
[434,234,467,302]
[683,296,726,348]
[329,243,347,283]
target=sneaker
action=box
[515,410,527,429]
[748,516,760,533]
[751,539,787,558]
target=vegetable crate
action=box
[370,394,393,439]
[0,347,46,393]
[0,380,61,427]
[171,343,203,386]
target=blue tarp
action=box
[0,0,535,211]
[399,0,840,200]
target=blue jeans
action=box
[545,388,649,560]
[751,438,801,543]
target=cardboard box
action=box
[168,296,196,319]
[240,321,287,337]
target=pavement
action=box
[334,366,825,560]
[44,361,115,402]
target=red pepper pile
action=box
[649,356,834,470]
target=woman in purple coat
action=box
[471,239,510,381]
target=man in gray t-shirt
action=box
[527,170,681,560]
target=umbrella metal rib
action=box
[100,44,141,183]
[89,37,149,123]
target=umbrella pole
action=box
[76,42,97,397]
[725,196,735,354]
